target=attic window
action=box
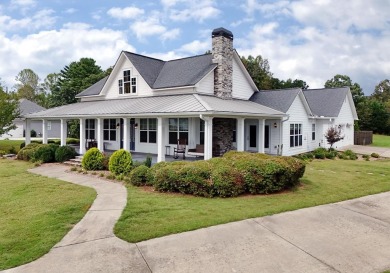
[123,70,131,94]
[120,70,137,94]
[118,80,123,94]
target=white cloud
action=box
[107,6,144,19]
[160,28,180,41]
[0,9,56,33]
[179,40,209,54]
[167,0,220,22]
[10,0,36,8]
[0,26,135,89]
[130,16,166,40]
[64,8,77,14]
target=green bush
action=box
[17,143,43,161]
[102,153,110,170]
[325,150,337,159]
[82,148,104,170]
[55,145,77,162]
[31,144,58,163]
[108,149,132,175]
[9,146,17,154]
[66,138,80,144]
[371,152,380,158]
[0,150,6,157]
[313,148,327,159]
[129,165,153,186]
[211,164,245,197]
[344,149,358,160]
[144,155,152,168]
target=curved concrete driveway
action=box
[3,164,390,273]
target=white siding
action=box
[282,96,312,156]
[196,71,214,95]
[104,57,153,99]
[232,57,255,100]
[265,119,282,155]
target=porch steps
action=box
[63,155,83,167]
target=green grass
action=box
[0,139,24,153]
[0,159,96,270]
[372,134,390,147]
[115,159,390,243]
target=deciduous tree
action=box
[324,74,364,106]
[0,86,19,136]
[324,126,344,149]
[241,55,273,90]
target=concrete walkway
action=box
[3,164,390,273]
[340,144,390,158]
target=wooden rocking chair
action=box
[173,139,186,159]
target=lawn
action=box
[0,159,96,270]
[0,139,24,153]
[372,134,390,148]
[115,159,390,243]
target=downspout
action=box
[279,115,290,156]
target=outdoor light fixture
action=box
[116,123,120,129]
[273,122,277,128]
[134,123,138,129]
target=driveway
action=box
[339,145,390,158]
[2,165,390,273]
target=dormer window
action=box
[119,70,137,94]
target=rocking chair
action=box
[173,139,186,159]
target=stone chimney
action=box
[212,27,233,99]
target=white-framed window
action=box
[86,119,95,140]
[103,119,116,141]
[119,70,137,94]
[140,118,157,143]
[200,119,205,145]
[312,123,316,140]
[290,123,302,147]
[47,121,52,131]
[169,118,188,145]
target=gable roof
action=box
[76,76,108,98]
[249,88,301,113]
[19,99,45,116]
[26,94,285,119]
[303,87,349,117]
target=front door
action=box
[264,125,270,150]
[130,118,136,151]
[249,125,257,150]
[120,118,124,149]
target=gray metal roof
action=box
[76,76,108,97]
[249,88,301,113]
[303,87,349,117]
[19,99,46,116]
[26,94,285,119]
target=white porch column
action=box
[203,116,213,160]
[97,118,104,151]
[279,118,284,156]
[123,118,130,151]
[258,119,265,154]
[60,119,67,146]
[79,118,86,154]
[42,119,48,144]
[157,117,165,162]
[25,119,31,145]
[236,118,245,151]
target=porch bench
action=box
[187,144,204,157]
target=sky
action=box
[0,0,389,95]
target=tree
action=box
[272,78,309,90]
[324,74,365,106]
[50,58,104,107]
[241,55,273,90]
[0,86,20,136]
[324,126,344,149]
[372,79,390,103]
[15,69,41,103]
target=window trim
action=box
[103,119,117,141]
[312,123,316,141]
[139,118,157,144]
[169,118,188,145]
[119,69,137,95]
[85,119,95,140]
[290,123,303,148]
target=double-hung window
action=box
[119,70,137,94]
[169,118,188,144]
[103,119,116,141]
[140,118,157,143]
[290,123,302,147]
[312,124,316,141]
[123,70,131,94]
[86,119,95,140]
[200,119,205,145]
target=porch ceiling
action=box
[26,94,285,119]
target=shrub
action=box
[55,145,77,162]
[144,154,152,168]
[108,149,132,175]
[129,165,153,186]
[325,150,337,159]
[344,149,357,160]
[211,164,245,197]
[82,148,104,170]
[17,143,43,161]
[180,161,212,197]
[313,148,327,159]
[30,129,37,137]
[371,152,380,158]
[9,146,17,154]
[102,153,110,170]
[31,144,58,163]
[337,153,348,160]
[0,150,6,157]
[66,138,80,145]
[20,142,26,149]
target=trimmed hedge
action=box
[82,148,104,170]
[17,143,42,161]
[109,149,132,175]
[129,165,153,186]
[138,151,305,198]
[55,145,77,162]
[31,144,58,163]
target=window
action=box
[118,79,123,94]
[47,121,51,131]
[85,119,95,139]
[123,70,131,94]
[140,118,157,143]
[200,119,205,145]
[169,118,188,145]
[232,120,236,142]
[290,123,302,147]
[312,123,316,140]
[103,119,116,141]
[119,70,137,94]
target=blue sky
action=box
[0,0,389,94]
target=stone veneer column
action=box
[212,118,234,156]
[212,28,233,100]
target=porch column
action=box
[279,118,284,156]
[79,118,86,154]
[123,118,130,151]
[236,118,245,151]
[157,117,165,162]
[203,116,213,160]
[25,119,31,145]
[42,119,48,144]
[60,119,67,146]
[258,119,265,154]
[97,118,104,151]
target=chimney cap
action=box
[212,27,233,40]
